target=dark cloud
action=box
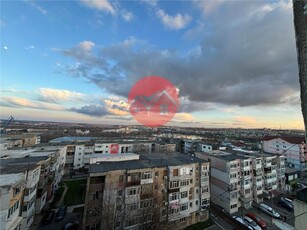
[58,1,299,108]
[69,104,108,117]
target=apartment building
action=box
[83,152,210,230]
[154,142,176,153]
[196,150,286,214]
[0,134,40,148]
[262,136,306,170]
[0,173,25,230]
[0,156,49,229]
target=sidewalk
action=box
[67,204,84,213]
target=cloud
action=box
[2,97,64,110]
[69,104,108,117]
[80,0,115,15]
[79,41,95,51]
[3,46,8,50]
[25,45,35,50]
[57,1,299,110]
[194,0,225,15]
[156,9,192,30]
[232,116,257,126]
[38,88,85,103]
[141,0,157,7]
[104,98,129,115]
[121,10,134,22]
[26,0,47,15]
[174,113,195,121]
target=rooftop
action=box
[263,135,305,144]
[0,156,48,174]
[0,173,25,187]
[89,152,205,174]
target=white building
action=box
[262,136,306,170]
[196,150,286,214]
[0,173,25,230]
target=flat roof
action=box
[0,173,25,187]
[89,152,206,173]
[0,156,48,174]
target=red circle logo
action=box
[128,76,179,127]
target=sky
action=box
[0,0,304,129]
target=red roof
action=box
[263,135,305,144]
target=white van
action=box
[259,203,280,219]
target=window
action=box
[118,189,123,196]
[195,200,199,205]
[230,204,237,209]
[13,188,20,197]
[180,179,189,187]
[142,172,152,179]
[127,203,138,211]
[190,202,193,207]
[125,218,138,227]
[119,175,124,182]
[173,169,178,176]
[230,173,237,179]
[7,201,19,219]
[170,193,179,201]
[196,188,199,194]
[180,203,189,212]
[180,217,187,223]
[141,199,153,208]
[155,172,159,176]
[127,188,139,196]
[202,187,209,193]
[180,191,188,199]
[170,181,179,189]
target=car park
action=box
[55,206,67,221]
[245,212,266,229]
[278,197,294,211]
[243,216,262,230]
[259,203,281,219]
[42,210,55,225]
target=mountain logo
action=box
[128,76,179,127]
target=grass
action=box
[73,206,84,214]
[50,186,65,208]
[184,218,214,230]
[63,179,86,206]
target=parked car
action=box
[55,206,67,221]
[63,221,80,230]
[245,212,267,229]
[259,203,281,219]
[243,216,262,230]
[42,210,55,225]
[278,197,294,211]
[297,183,307,190]
[234,216,253,230]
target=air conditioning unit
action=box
[164,202,168,206]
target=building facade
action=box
[262,136,306,170]
[83,153,210,230]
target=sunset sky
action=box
[0,0,304,129]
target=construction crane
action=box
[0,116,14,134]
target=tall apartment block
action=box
[196,150,286,214]
[83,152,210,230]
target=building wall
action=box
[83,162,209,230]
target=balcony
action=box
[141,178,153,185]
[126,180,141,187]
[24,188,37,202]
[255,180,262,186]
[255,164,262,169]
[140,193,153,200]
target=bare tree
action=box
[293,1,307,139]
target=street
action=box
[38,213,81,230]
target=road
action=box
[231,198,295,230]
[38,213,81,230]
